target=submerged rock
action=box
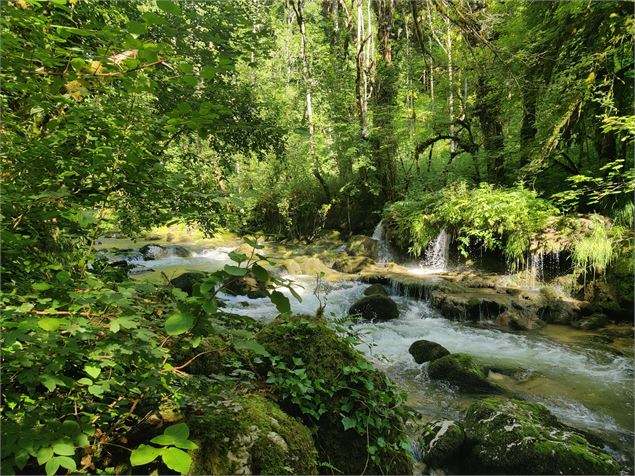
[464,397,621,475]
[408,340,450,364]
[256,314,412,475]
[349,294,399,321]
[427,353,502,393]
[188,394,318,475]
[363,283,389,297]
[347,234,378,259]
[417,420,465,467]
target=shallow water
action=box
[105,240,634,462]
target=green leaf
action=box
[45,458,60,476]
[233,339,270,357]
[162,447,192,474]
[243,237,264,249]
[127,21,148,35]
[270,291,291,314]
[33,282,52,291]
[88,385,104,396]
[157,0,181,15]
[223,265,247,277]
[56,271,71,283]
[130,444,162,467]
[38,318,61,332]
[341,416,356,431]
[142,12,167,25]
[251,264,269,282]
[41,375,65,392]
[202,299,217,314]
[165,312,195,335]
[228,251,248,264]
[84,365,101,379]
[164,423,189,440]
[200,65,218,79]
[52,441,75,456]
[56,456,76,471]
[77,378,92,386]
[37,447,54,465]
[149,434,174,446]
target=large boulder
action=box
[427,353,502,393]
[223,274,268,299]
[188,394,318,475]
[347,235,378,259]
[571,312,608,330]
[256,315,412,475]
[408,340,450,364]
[417,420,465,467]
[349,295,399,321]
[464,397,621,475]
[139,244,191,260]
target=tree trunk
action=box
[290,0,331,200]
[356,0,369,138]
[446,17,455,155]
[475,75,505,183]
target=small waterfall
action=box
[372,220,396,263]
[421,229,450,271]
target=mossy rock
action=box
[223,274,268,298]
[408,340,450,364]
[427,353,502,393]
[188,394,318,475]
[256,314,412,475]
[417,420,465,466]
[349,295,400,321]
[170,272,208,296]
[346,234,378,258]
[363,283,389,297]
[332,255,374,274]
[139,243,168,260]
[464,397,621,474]
[571,312,608,330]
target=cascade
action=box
[372,220,396,263]
[421,229,450,271]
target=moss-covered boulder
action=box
[464,397,621,474]
[332,255,374,274]
[188,394,318,475]
[170,272,208,296]
[427,353,502,393]
[223,274,268,298]
[347,235,378,258]
[349,295,399,321]
[256,315,412,475]
[363,283,389,296]
[417,420,465,466]
[408,340,450,364]
[140,244,191,260]
[571,312,608,330]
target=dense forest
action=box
[2,0,634,475]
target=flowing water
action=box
[372,221,396,264]
[100,239,634,463]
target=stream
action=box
[98,238,635,465]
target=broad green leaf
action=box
[38,318,60,332]
[200,66,218,79]
[126,21,147,35]
[162,447,192,474]
[84,365,101,379]
[109,319,121,333]
[88,385,104,396]
[45,458,60,476]
[130,444,162,467]
[233,339,270,357]
[223,265,247,277]
[143,12,167,25]
[228,251,248,264]
[37,447,54,465]
[270,291,291,314]
[341,416,356,431]
[33,282,52,291]
[165,312,195,335]
[41,375,65,392]
[157,0,181,15]
[202,299,217,314]
[56,271,71,283]
[251,264,269,282]
[56,456,76,471]
[164,423,189,440]
[243,237,263,249]
[52,441,75,456]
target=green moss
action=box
[256,315,412,475]
[427,353,502,393]
[418,420,465,466]
[408,340,450,364]
[464,397,621,475]
[188,394,317,475]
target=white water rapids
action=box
[104,240,634,460]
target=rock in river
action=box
[427,353,502,393]
[417,419,465,467]
[464,397,621,475]
[409,340,450,364]
[349,294,399,321]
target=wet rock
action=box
[363,284,388,297]
[170,272,208,296]
[223,275,268,299]
[347,235,378,259]
[496,310,546,331]
[332,256,375,274]
[427,354,502,393]
[349,295,399,321]
[408,340,450,364]
[571,312,608,330]
[417,420,465,466]
[464,397,621,475]
[139,243,191,260]
[188,394,318,475]
[279,256,333,276]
